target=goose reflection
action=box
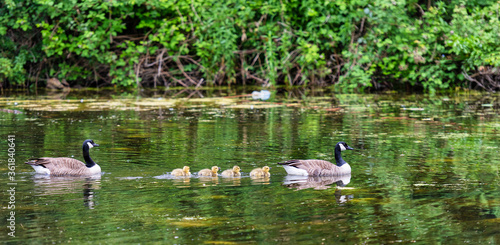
[283,174,351,190]
[220,177,241,186]
[283,175,353,203]
[198,176,219,186]
[250,175,270,184]
[31,174,101,209]
[172,177,191,186]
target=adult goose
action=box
[250,166,271,178]
[198,166,220,177]
[221,166,241,177]
[278,141,353,176]
[171,166,191,177]
[25,139,101,176]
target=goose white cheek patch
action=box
[87,142,94,149]
[339,144,346,151]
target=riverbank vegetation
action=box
[1,0,499,91]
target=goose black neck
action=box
[334,146,347,167]
[82,145,96,168]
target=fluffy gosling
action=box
[198,166,220,177]
[221,166,241,177]
[250,166,271,178]
[171,166,191,177]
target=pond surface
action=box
[1,88,499,244]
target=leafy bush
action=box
[0,0,498,91]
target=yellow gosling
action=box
[198,166,220,177]
[250,166,271,178]
[171,166,191,177]
[221,166,241,177]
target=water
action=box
[1,89,499,243]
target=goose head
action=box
[334,142,353,167]
[82,139,99,167]
[336,142,353,151]
[211,166,220,174]
[83,139,99,150]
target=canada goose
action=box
[278,141,353,176]
[198,166,220,177]
[171,166,191,177]
[221,166,241,177]
[250,166,271,178]
[25,139,101,176]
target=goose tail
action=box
[25,159,39,165]
[25,159,51,174]
[277,160,309,176]
[277,160,299,166]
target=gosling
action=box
[221,166,241,177]
[198,166,220,177]
[171,166,191,177]
[250,166,271,178]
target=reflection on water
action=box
[1,90,499,244]
[283,175,351,190]
[198,176,219,186]
[82,182,97,209]
[153,173,183,179]
[31,175,101,209]
[115,176,143,180]
[250,175,271,185]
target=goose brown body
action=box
[278,142,353,176]
[26,157,101,176]
[25,139,101,176]
[278,159,350,176]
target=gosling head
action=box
[262,166,270,173]
[183,166,190,173]
[233,166,240,173]
[336,142,354,151]
[211,166,220,174]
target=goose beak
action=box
[347,146,354,150]
[94,143,100,147]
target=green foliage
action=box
[194,1,239,75]
[0,0,499,90]
[345,0,499,91]
[447,3,500,68]
[0,57,13,80]
[0,0,42,85]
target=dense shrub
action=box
[0,0,499,91]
